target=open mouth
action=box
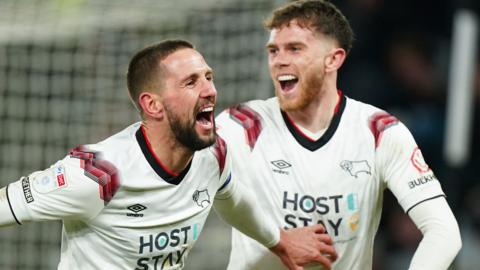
[278,74,299,92]
[195,106,214,129]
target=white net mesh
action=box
[0,0,279,269]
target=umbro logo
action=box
[126,204,147,217]
[271,160,291,175]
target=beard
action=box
[277,69,325,112]
[164,103,216,151]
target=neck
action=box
[141,120,193,174]
[285,81,340,133]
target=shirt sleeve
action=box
[407,197,461,270]
[6,155,106,224]
[214,108,252,199]
[214,136,235,200]
[376,122,445,213]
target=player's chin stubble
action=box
[165,106,216,151]
[277,74,323,112]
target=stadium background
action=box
[0,0,479,269]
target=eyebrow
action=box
[265,41,305,49]
[265,43,277,49]
[180,68,214,83]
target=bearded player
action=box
[0,40,337,269]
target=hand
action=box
[269,224,337,270]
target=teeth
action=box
[200,107,213,113]
[278,75,297,81]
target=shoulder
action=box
[344,97,402,148]
[216,98,277,148]
[65,123,140,202]
[81,122,140,163]
[211,136,228,175]
[216,99,269,125]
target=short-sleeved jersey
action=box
[6,122,234,270]
[216,94,444,270]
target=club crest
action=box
[340,160,371,178]
[192,189,211,208]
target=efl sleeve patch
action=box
[31,165,67,194]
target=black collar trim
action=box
[281,94,346,151]
[135,126,191,185]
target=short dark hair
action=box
[127,39,194,111]
[264,0,354,54]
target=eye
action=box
[267,47,278,55]
[206,73,213,81]
[291,46,301,52]
[185,79,196,88]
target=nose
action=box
[200,80,217,99]
[270,50,290,68]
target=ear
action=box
[325,48,346,73]
[138,92,164,119]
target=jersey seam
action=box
[406,194,445,215]
[6,184,22,225]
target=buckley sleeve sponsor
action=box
[408,174,438,189]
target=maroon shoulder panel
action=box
[228,104,263,150]
[368,112,399,148]
[70,146,120,205]
[213,136,227,175]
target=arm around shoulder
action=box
[214,178,337,269]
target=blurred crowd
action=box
[333,0,480,269]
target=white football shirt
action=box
[6,122,234,270]
[216,94,445,270]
